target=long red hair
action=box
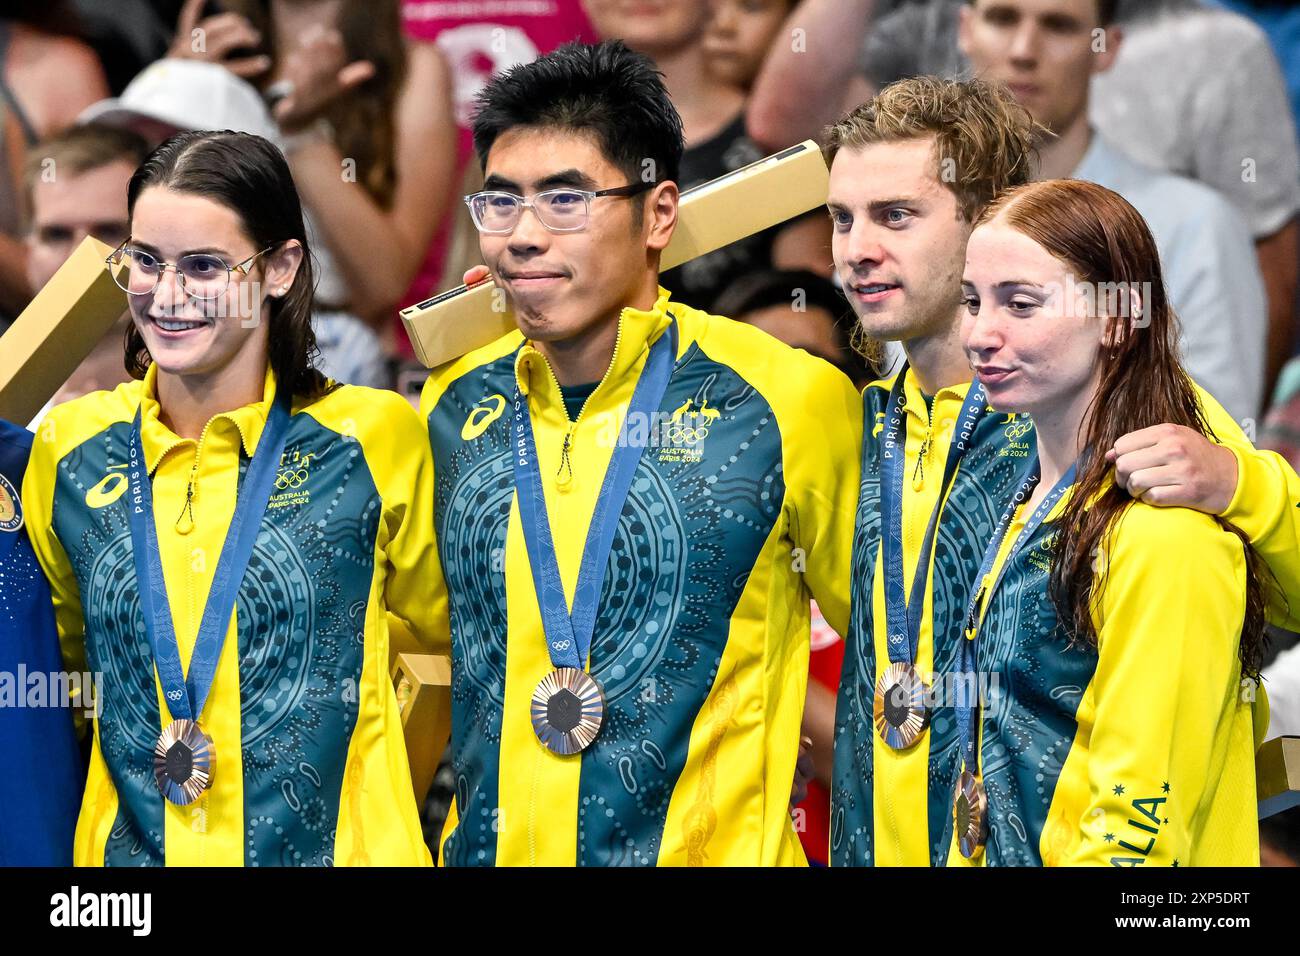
[975,179,1268,675]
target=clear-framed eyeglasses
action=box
[463,181,656,235]
[105,239,277,300]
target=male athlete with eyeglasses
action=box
[419,39,861,866]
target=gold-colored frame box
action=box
[0,236,126,424]
[391,651,452,805]
[1258,735,1300,819]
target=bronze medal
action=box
[954,768,989,859]
[153,718,215,805]
[873,661,930,750]
[531,667,605,755]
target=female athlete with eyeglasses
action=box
[22,129,442,866]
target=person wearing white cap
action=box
[79,57,281,142]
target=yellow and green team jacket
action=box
[832,368,1299,866]
[420,286,861,866]
[948,486,1265,867]
[22,364,439,866]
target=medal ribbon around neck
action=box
[877,365,988,668]
[512,318,677,751]
[126,389,293,801]
[871,366,987,749]
[954,454,1077,854]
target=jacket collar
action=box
[901,365,975,422]
[138,362,278,474]
[513,286,676,399]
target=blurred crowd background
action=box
[2,0,1299,865]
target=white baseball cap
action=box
[78,58,280,144]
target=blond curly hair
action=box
[824,75,1043,223]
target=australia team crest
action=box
[0,473,22,533]
[657,397,719,464]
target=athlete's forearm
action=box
[1114,385,1300,630]
[1221,444,1300,631]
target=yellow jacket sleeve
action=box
[1197,384,1300,630]
[786,363,862,638]
[371,393,449,658]
[1219,445,1300,631]
[1066,504,1247,866]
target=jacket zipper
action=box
[575,314,625,423]
[531,316,629,485]
[173,416,220,763]
[885,391,939,862]
[911,396,934,492]
[175,416,219,534]
[523,314,634,860]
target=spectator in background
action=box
[79,57,389,389]
[1262,374,1300,469]
[66,0,172,94]
[860,0,964,93]
[704,0,796,93]
[24,124,148,422]
[716,267,872,866]
[1210,0,1300,420]
[1211,0,1300,141]
[1092,0,1300,403]
[584,0,832,313]
[1264,638,1300,736]
[168,0,457,371]
[960,0,1268,426]
[25,125,141,294]
[400,0,596,294]
[749,1,1297,407]
[1260,814,1300,868]
[1259,382,1300,760]
[0,3,110,327]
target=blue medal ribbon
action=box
[126,390,293,724]
[876,365,988,666]
[955,455,1077,777]
[512,319,677,672]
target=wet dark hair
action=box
[124,130,332,402]
[471,39,685,187]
